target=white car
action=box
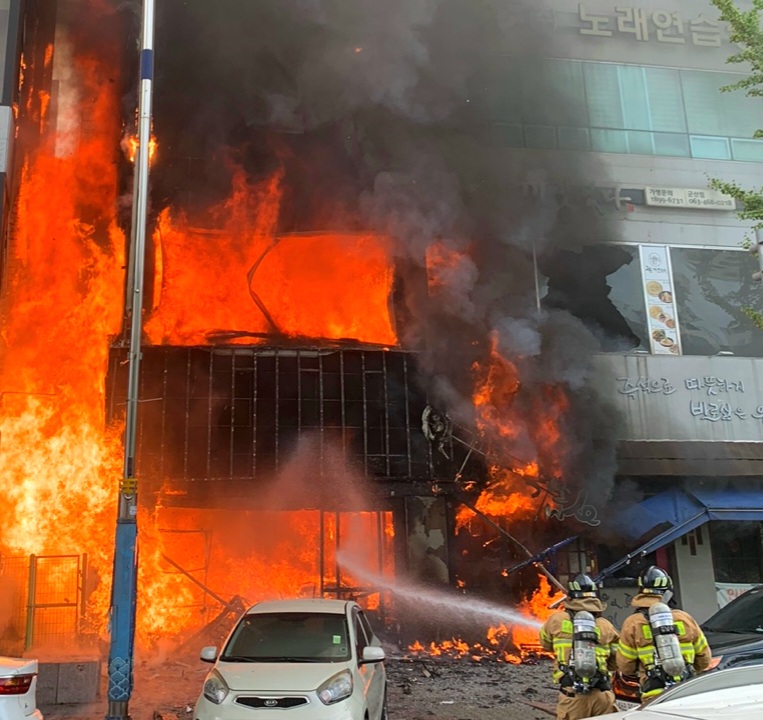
[586,665,763,719]
[0,657,43,720]
[194,599,387,720]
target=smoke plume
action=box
[145,0,622,514]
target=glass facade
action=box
[549,246,763,357]
[672,248,763,357]
[482,58,763,161]
[711,522,763,584]
[543,244,649,352]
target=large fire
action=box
[144,168,398,347]
[1,0,577,662]
[463,331,574,523]
[0,9,399,655]
[0,31,126,645]
[0,20,203,651]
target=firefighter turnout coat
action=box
[539,597,620,720]
[616,593,712,699]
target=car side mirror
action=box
[200,646,218,663]
[360,646,385,664]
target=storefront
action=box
[496,0,763,622]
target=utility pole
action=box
[106,2,155,719]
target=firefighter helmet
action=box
[568,573,599,599]
[638,566,673,595]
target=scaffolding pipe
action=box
[161,554,229,607]
[79,553,88,636]
[106,3,155,719]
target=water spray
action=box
[336,551,542,629]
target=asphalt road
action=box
[38,654,578,720]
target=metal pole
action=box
[335,511,341,598]
[459,498,567,595]
[106,2,155,719]
[25,555,37,652]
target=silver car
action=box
[588,665,763,719]
[194,599,387,720]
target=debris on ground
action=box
[39,652,568,720]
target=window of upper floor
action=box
[542,244,763,356]
[478,58,763,162]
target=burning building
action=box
[0,0,646,661]
[107,0,623,634]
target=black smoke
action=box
[138,0,623,515]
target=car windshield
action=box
[703,588,763,634]
[220,612,351,662]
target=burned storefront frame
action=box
[105,345,466,507]
[104,344,490,617]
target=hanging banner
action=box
[640,245,681,355]
[716,582,755,609]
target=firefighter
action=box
[539,573,620,720]
[616,566,711,702]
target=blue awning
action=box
[598,487,763,580]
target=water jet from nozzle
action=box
[336,551,542,629]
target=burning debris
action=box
[405,575,561,665]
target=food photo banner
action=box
[640,245,681,355]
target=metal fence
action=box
[0,553,86,655]
[106,346,451,486]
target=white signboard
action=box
[593,354,763,443]
[644,186,735,210]
[716,582,755,609]
[640,245,681,356]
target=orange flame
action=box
[408,575,560,664]
[144,167,398,346]
[122,133,158,165]
[0,39,126,642]
[460,327,574,523]
[0,23,245,651]
[472,332,521,442]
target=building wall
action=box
[499,1,763,446]
[673,529,718,623]
[500,0,763,617]
[593,354,763,443]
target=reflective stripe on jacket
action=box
[539,599,619,685]
[616,594,711,698]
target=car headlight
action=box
[707,655,723,671]
[317,669,353,705]
[203,670,229,705]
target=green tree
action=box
[710,0,763,328]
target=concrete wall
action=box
[592,354,763,443]
[37,660,100,705]
[673,532,718,623]
[487,0,763,245]
[600,585,640,628]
